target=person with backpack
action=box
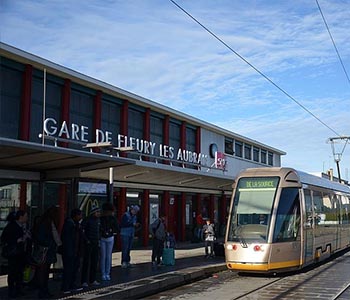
[150,214,166,267]
[99,202,119,281]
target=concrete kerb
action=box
[60,262,227,300]
[53,262,226,300]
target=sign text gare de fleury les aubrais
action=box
[43,117,227,169]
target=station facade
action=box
[0,42,285,250]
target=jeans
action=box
[121,234,133,264]
[100,236,114,278]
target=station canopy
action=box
[0,138,233,194]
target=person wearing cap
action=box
[119,205,140,268]
[81,204,101,287]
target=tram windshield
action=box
[227,177,279,243]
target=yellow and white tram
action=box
[225,167,350,273]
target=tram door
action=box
[303,189,314,264]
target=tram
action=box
[225,167,350,273]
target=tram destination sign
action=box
[42,117,215,167]
[241,177,278,189]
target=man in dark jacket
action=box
[81,204,101,287]
[61,208,83,294]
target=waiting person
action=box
[81,204,101,287]
[33,206,62,299]
[150,214,166,267]
[120,205,140,268]
[100,202,119,281]
[1,210,31,299]
[61,208,84,294]
[196,212,205,241]
[203,218,215,258]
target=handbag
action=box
[31,244,48,265]
[1,243,18,259]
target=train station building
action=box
[0,42,285,250]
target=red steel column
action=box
[20,65,33,141]
[143,108,150,161]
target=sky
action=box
[1,0,350,179]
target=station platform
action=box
[0,241,227,299]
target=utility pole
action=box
[327,136,350,183]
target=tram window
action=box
[341,195,350,224]
[273,187,300,242]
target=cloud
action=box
[1,0,349,178]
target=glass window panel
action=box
[30,76,62,143]
[101,99,121,145]
[253,147,260,162]
[244,144,251,160]
[261,150,267,164]
[70,88,94,149]
[225,138,234,155]
[268,151,273,166]
[0,65,22,138]
[235,141,243,158]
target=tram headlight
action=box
[226,244,237,250]
[253,245,264,252]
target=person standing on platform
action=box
[81,204,101,288]
[99,202,119,281]
[203,218,215,258]
[61,208,84,294]
[33,206,62,299]
[196,212,205,241]
[120,205,140,268]
[150,214,166,267]
[1,210,31,299]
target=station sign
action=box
[42,117,217,168]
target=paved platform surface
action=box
[0,241,227,299]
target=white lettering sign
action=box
[43,118,211,167]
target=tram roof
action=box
[237,167,350,194]
[297,170,350,194]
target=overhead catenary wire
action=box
[316,0,350,87]
[169,0,341,137]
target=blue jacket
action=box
[120,212,136,237]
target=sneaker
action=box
[82,282,89,288]
[92,281,100,286]
[106,275,111,281]
[157,262,164,267]
[121,262,128,268]
[127,262,135,268]
[101,276,107,281]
